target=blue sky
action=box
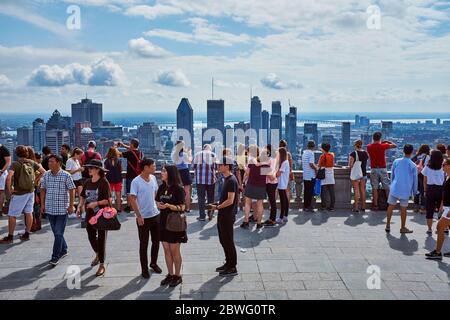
[0,0,450,115]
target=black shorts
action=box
[178,168,192,186]
[74,179,83,188]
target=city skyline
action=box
[1,1,450,113]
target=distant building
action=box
[381,121,393,138]
[355,115,360,127]
[92,126,123,140]
[74,121,91,148]
[71,97,103,128]
[17,127,33,146]
[269,101,282,144]
[285,106,298,159]
[342,122,351,146]
[234,121,251,146]
[46,110,70,130]
[176,98,194,150]
[45,129,70,154]
[250,96,262,143]
[137,122,161,153]
[361,133,372,146]
[32,118,46,152]
[304,123,318,146]
[261,110,270,145]
[436,118,441,125]
[322,134,336,149]
[205,99,225,144]
[359,116,370,127]
[80,127,94,149]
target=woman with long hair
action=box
[236,143,247,211]
[26,147,43,231]
[413,144,431,213]
[76,159,112,277]
[423,150,445,235]
[172,141,192,212]
[349,140,369,212]
[241,145,269,230]
[104,147,123,212]
[156,165,187,287]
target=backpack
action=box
[127,150,143,176]
[17,161,35,192]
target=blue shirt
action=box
[390,157,418,199]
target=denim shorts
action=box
[388,194,409,208]
[370,168,390,189]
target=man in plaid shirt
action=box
[193,144,217,221]
[40,154,76,266]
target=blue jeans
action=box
[48,214,68,260]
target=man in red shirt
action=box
[367,132,397,210]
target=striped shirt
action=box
[40,169,76,215]
[193,150,217,185]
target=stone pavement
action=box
[0,209,449,300]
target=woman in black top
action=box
[426,159,450,260]
[349,140,369,213]
[77,159,112,276]
[104,147,123,212]
[156,165,187,287]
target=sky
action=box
[0,0,450,115]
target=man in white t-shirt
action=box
[129,158,162,279]
[302,140,318,212]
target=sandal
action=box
[400,228,413,234]
[96,264,105,277]
[385,227,390,233]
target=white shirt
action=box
[130,175,159,218]
[422,166,445,186]
[277,160,290,190]
[65,158,82,181]
[302,150,316,181]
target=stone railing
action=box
[120,167,369,210]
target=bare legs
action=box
[386,205,410,232]
[435,218,450,253]
[352,179,367,211]
[184,185,191,212]
[162,242,182,276]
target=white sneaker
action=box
[275,218,282,224]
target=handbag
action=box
[89,205,121,231]
[350,150,364,181]
[317,154,327,180]
[166,211,187,232]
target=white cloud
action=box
[124,4,183,20]
[128,37,170,58]
[0,74,11,87]
[260,73,303,90]
[155,69,190,87]
[27,58,125,87]
[145,17,251,47]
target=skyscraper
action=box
[285,106,298,159]
[304,123,318,146]
[270,101,282,144]
[176,98,194,150]
[261,110,270,145]
[342,122,351,146]
[45,129,70,154]
[206,99,225,144]
[32,118,46,152]
[137,122,161,153]
[381,121,393,138]
[355,115,360,127]
[71,97,103,128]
[250,96,262,143]
[46,110,70,130]
[17,127,33,146]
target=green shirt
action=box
[10,160,40,195]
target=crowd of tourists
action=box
[0,131,449,287]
